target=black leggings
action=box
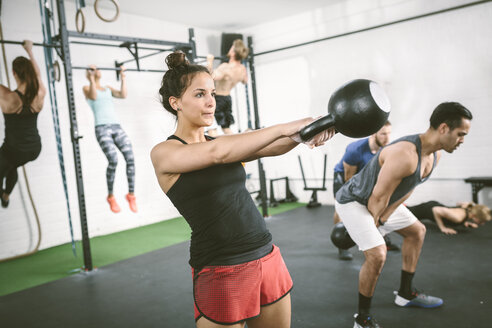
[0,144,41,195]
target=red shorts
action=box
[192,244,293,325]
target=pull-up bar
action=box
[0,38,178,54]
[67,30,191,48]
[195,55,228,61]
[0,39,58,48]
[253,0,492,57]
[70,40,175,52]
[72,65,166,73]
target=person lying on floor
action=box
[406,200,491,235]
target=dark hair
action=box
[158,51,210,116]
[12,56,39,107]
[429,102,473,130]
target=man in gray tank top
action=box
[335,102,472,328]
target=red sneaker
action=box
[107,195,121,213]
[126,193,138,213]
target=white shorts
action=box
[334,201,417,251]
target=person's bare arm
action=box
[463,221,478,229]
[367,144,417,224]
[151,118,318,175]
[83,69,98,100]
[343,162,358,181]
[210,63,226,81]
[240,136,298,162]
[206,55,226,80]
[206,54,214,72]
[432,207,458,234]
[109,66,127,98]
[22,41,42,82]
[0,85,11,112]
[379,190,413,224]
[242,127,335,162]
[23,40,46,96]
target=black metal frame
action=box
[45,0,198,271]
[54,0,93,270]
[247,36,269,217]
[66,30,191,47]
[464,177,492,203]
[269,177,298,207]
[38,0,78,256]
[0,39,57,48]
[298,155,327,208]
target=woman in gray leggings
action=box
[83,65,136,213]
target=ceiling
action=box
[78,0,344,31]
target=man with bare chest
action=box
[335,102,473,328]
[207,39,249,135]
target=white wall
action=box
[238,0,492,209]
[0,0,222,259]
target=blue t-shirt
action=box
[86,88,119,126]
[334,138,374,175]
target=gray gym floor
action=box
[1,205,490,327]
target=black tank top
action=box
[165,135,272,271]
[2,90,41,152]
[407,201,468,227]
[337,134,437,205]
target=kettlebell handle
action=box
[299,114,336,141]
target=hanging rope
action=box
[40,0,77,256]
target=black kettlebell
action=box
[300,79,391,141]
[330,222,356,250]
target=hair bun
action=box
[166,51,189,70]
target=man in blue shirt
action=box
[332,121,393,260]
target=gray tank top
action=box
[336,134,437,206]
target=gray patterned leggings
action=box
[95,124,135,195]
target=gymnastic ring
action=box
[94,0,120,23]
[75,8,85,33]
[52,60,61,82]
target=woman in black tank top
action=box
[0,40,46,208]
[151,51,335,327]
[407,201,491,234]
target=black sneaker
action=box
[338,248,353,261]
[384,235,400,251]
[354,313,382,328]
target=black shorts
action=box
[333,171,345,196]
[0,143,41,168]
[214,95,234,128]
